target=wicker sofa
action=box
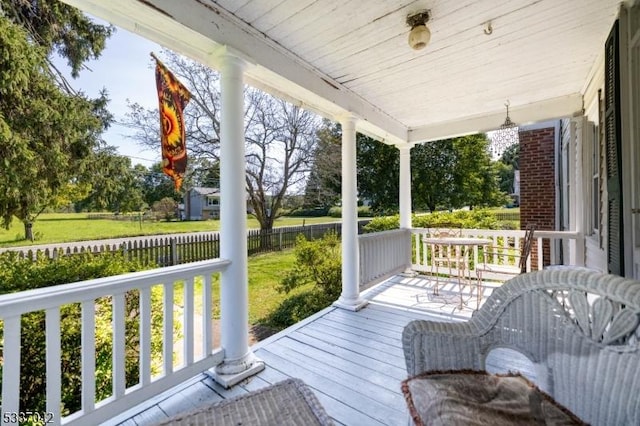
[402,269,640,425]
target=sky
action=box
[59,19,163,167]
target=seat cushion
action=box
[401,370,585,426]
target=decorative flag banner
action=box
[153,53,191,191]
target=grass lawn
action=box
[489,207,520,214]
[224,249,310,326]
[173,249,311,333]
[0,213,340,247]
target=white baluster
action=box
[203,274,213,358]
[81,300,95,412]
[2,316,21,426]
[113,293,126,398]
[46,308,61,426]
[163,282,174,376]
[139,287,152,385]
[184,277,194,366]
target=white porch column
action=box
[398,145,412,229]
[573,116,586,266]
[567,117,587,266]
[212,51,264,387]
[334,115,368,311]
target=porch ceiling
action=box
[62,0,621,145]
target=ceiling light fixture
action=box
[490,101,519,156]
[406,10,431,50]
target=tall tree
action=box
[0,9,112,239]
[357,134,507,213]
[1,0,113,80]
[356,135,400,214]
[244,90,318,230]
[451,134,507,209]
[187,157,220,189]
[76,147,144,213]
[411,140,458,212]
[497,143,520,195]
[124,50,319,232]
[136,162,182,206]
[304,120,342,209]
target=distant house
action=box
[184,187,254,220]
[184,187,221,220]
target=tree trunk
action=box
[259,216,274,250]
[24,221,34,241]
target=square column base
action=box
[333,298,369,312]
[207,359,265,389]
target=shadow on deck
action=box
[109,274,502,426]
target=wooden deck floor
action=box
[109,274,504,426]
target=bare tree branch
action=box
[121,49,320,232]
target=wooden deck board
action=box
[287,330,407,380]
[270,337,406,406]
[323,309,404,336]
[111,274,516,426]
[312,316,402,348]
[297,324,406,366]
[261,344,405,412]
[256,347,403,425]
[129,406,168,425]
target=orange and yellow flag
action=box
[154,55,191,191]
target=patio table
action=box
[421,237,491,309]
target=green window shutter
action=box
[605,20,624,275]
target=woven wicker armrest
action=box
[402,320,482,376]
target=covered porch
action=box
[0,227,577,425]
[2,0,639,425]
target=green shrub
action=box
[0,251,161,416]
[264,232,341,328]
[412,210,499,230]
[499,220,520,230]
[261,290,332,329]
[285,207,329,217]
[327,206,372,218]
[363,210,501,233]
[362,215,400,232]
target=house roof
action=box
[64,0,624,144]
[190,187,220,196]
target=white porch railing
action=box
[410,228,581,278]
[359,229,411,288]
[0,259,230,426]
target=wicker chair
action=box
[475,224,535,296]
[402,269,640,425]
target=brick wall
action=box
[519,127,556,267]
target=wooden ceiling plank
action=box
[328,4,612,83]
[356,25,605,100]
[232,0,288,25]
[250,0,319,32]
[214,0,253,14]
